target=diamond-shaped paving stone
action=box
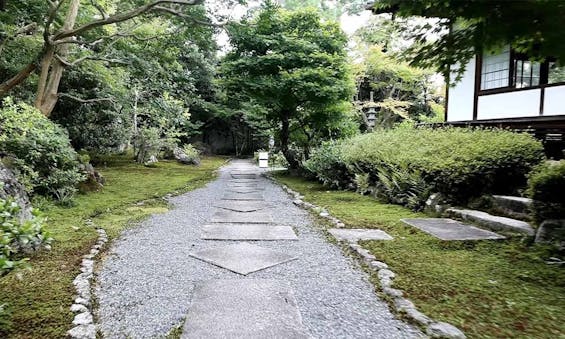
[328,228,393,242]
[210,210,273,223]
[214,201,269,212]
[189,243,297,275]
[222,192,263,201]
[229,179,258,184]
[201,224,298,240]
[401,218,506,241]
[182,279,310,339]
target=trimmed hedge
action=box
[527,160,565,223]
[303,141,354,189]
[305,127,545,209]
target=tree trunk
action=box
[0,63,37,96]
[280,110,299,169]
[34,0,80,117]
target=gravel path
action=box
[95,160,421,338]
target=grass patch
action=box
[275,173,565,339]
[0,155,227,338]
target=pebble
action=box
[427,322,467,339]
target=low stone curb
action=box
[276,182,466,339]
[67,225,108,339]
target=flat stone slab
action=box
[228,188,264,194]
[401,218,506,241]
[214,201,269,212]
[201,224,298,240]
[447,208,534,235]
[229,179,259,184]
[231,173,258,180]
[328,228,393,242]
[182,279,311,339]
[228,183,261,188]
[189,243,297,275]
[222,192,264,201]
[210,210,273,223]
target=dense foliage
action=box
[0,99,84,201]
[303,141,353,189]
[527,160,565,223]
[369,0,565,81]
[0,197,51,276]
[220,3,356,168]
[306,127,545,209]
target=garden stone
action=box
[378,269,396,281]
[209,210,273,224]
[70,304,88,313]
[222,192,264,201]
[382,287,403,298]
[320,211,329,217]
[328,228,393,242]
[393,298,415,312]
[67,324,96,339]
[405,308,432,326]
[144,155,158,166]
[427,322,466,339]
[369,260,389,270]
[182,279,311,339]
[201,224,298,241]
[445,209,534,236]
[535,219,565,249]
[72,311,93,326]
[173,147,200,165]
[189,243,297,275]
[214,201,268,213]
[75,297,90,307]
[293,199,304,206]
[402,218,506,240]
[0,162,32,222]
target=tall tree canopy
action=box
[220,3,355,168]
[0,0,228,116]
[369,0,565,80]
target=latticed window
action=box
[480,48,510,90]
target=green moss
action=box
[0,156,227,338]
[275,173,565,339]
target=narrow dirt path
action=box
[95,160,421,338]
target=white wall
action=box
[477,89,541,119]
[447,58,475,122]
[543,85,565,116]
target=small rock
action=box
[67,324,96,339]
[89,249,99,256]
[72,311,93,326]
[348,243,361,251]
[319,212,329,217]
[75,297,90,307]
[394,297,415,312]
[355,248,376,262]
[336,222,345,228]
[293,199,303,206]
[405,308,432,326]
[382,287,403,298]
[70,304,88,313]
[369,261,389,270]
[378,269,396,281]
[427,322,466,339]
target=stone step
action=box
[491,195,532,218]
[446,208,535,236]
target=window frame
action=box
[478,50,565,96]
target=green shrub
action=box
[0,98,84,200]
[0,197,52,276]
[527,160,565,223]
[183,144,201,162]
[340,127,544,207]
[303,141,354,189]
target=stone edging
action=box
[275,181,466,339]
[67,225,108,339]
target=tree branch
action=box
[53,0,204,41]
[90,0,109,19]
[153,5,225,27]
[0,63,37,97]
[59,93,115,104]
[55,54,129,67]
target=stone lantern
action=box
[363,91,378,130]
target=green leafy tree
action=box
[369,0,565,80]
[220,3,355,168]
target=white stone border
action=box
[276,181,466,339]
[67,227,108,339]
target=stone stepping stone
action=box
[231,174,258,180]
[201,224,298,240]
[328,228,393,242]
[229,179,259,184]
[189,243,297,275]
[401,218,506,241]
[228,182,260,188]
[222,192,264,201]
[210,210,273,224]
[214,201,269,213]
[182,279,311,339]
[228,188,264,194]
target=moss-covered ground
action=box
[0,155,227,338]
[275,173,565,339]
